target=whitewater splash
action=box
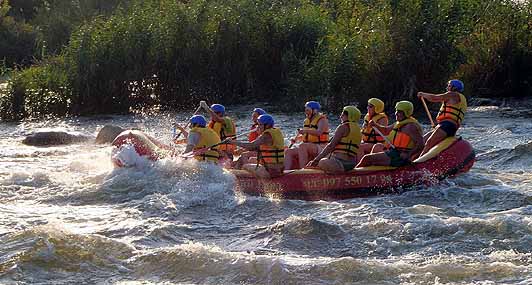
[1,105,531,284]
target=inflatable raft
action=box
[111,130,475,200]
[231,137,474,200]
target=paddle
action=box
[180,128,258,158]
[420,97,435,128]
[173,102,205,140]
[372,126,395,149]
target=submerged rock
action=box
[22,131,93,146]
[22,124,125,146]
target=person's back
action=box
[191,126,221,162]
[256,126,285,176]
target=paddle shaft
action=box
[372,126,395,149]
[182,128,258,157]
[420,97,435,128]
[174,105,203,140]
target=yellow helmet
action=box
[342,106,361,122]
[368,98,385,113]
[395,101,413,117]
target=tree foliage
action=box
[1,0,531,120]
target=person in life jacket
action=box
[417,79,467,156]
[248,107,266,142]
[175,115,221,163]
[284,101,330,170]
[233,107,267,164]
[359,98,389,155]
[356,101,424,167]
[227,114,285,178]
[307,106,362,173]
[200,102,237,158]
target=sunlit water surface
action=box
[1,105,531,284]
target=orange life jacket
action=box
[361,113,388,144]
[436,93,467,127]
[386,117,422,152]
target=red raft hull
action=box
[111,130,171,167]
[111,131,475,200]
[229,137,475,200]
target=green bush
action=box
[1,0,531,121]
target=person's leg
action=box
[420,127,447,156]
[370,143,385,153]
[298,143,319,168]
[359,143,374,156]
[243,164,271,179]
[284,148,299,170]
[423,129,434,143]
[318,157,345,174]
[233,151,253,169]
[356,152,391,167]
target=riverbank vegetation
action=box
[1,0,531,121]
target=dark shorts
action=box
[334,157,357,172]
[438,121,458,137]
[385,148,410,167]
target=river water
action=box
[0,104,531,284]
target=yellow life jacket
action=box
[257,128,285,166]
[209,116,237,153]
[191,127,221,162]
[334,122,362,157]
[361,113,388,144]
[436,93,467,126]
[386,117,423,151]
[303,113,329,144]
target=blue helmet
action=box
[305,101,321,111]
[190,115,207,127]
[211,104,225,114]
[257,114,274,126]
[253,108,266,115]
[449,79,464,92]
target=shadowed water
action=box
[1,105,531,284]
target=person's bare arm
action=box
[368,120,393,135]
[230,132,272,151]
[418,91,459,104]
[307,124,348,166]
[401,124,423,160]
